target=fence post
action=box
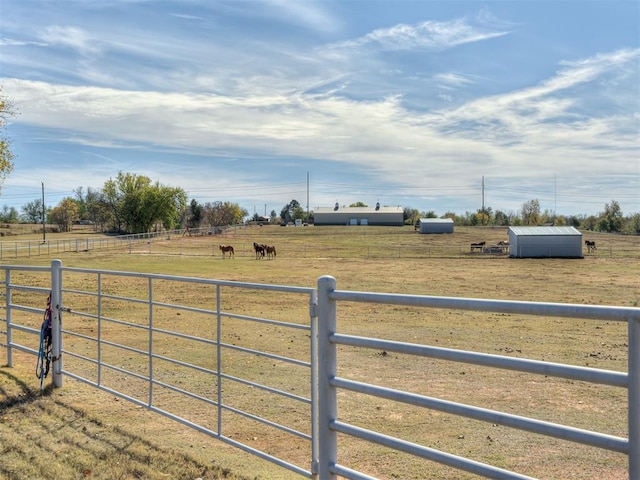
[5,268,12,366]
[310,288,319,477]
[317,275,337,480]
[629,316,640,480]
[51,259,63,388]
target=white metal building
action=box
[508,226,583,258]
[313,203,404,226]
[418,218,454,234]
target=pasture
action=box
[1,225,639,479]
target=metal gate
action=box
[2,260,638,479]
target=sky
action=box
[0,0,639,219]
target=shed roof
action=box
[314,206,403,214]
[419,218,453,223]
[509,226,582,236]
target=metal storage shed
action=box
[508,226,583,258]
[313,205,404,226]
[418,218,454,234]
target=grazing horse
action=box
[219,244,234,258]
[585,240,597,253]
[497,240,510,253]
[266,245,277,260]
[470,241,486,252]
[253,242,265,260]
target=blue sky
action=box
[1,0,638,218]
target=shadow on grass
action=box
[0,368,254,480]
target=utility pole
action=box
[306,171,310,222]
[41,182,46,242]
[481,176,485,226]
[554,174,557,216]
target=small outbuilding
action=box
[313,203,404,226]
[417,218,454,234]
[508,226,583,258]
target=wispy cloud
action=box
[433,72,476,90]
[39,25,102,56]
[0,37,47,47]
[5,45,636,195]
[325,18,509,52]
[1,2,637,214]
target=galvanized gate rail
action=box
[1,261,639,479]
[316,276,639,479]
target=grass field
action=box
[1,225,639,479]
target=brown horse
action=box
[219,244,234,258]
[470,241,486,252]
[266,245,277,260]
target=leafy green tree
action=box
[281,199,301,223]
[100,172,186,234]
[493,210,511,226]
[269,210,278,223]
[441,212,460,225]
[122,181,186,233]
[0,89,16,188]
[597,200,623,233]
[623,213,640,235]
[580,215,598,231]
[0,205,18,223]
[350,201,368,207]
[186,199,203,228]
[403,207,420,225]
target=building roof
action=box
[419,218,453,223]
[314,206,403,214]
[508,226,582,236]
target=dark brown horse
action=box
[219,244,234,258]
[266,245,277,260]
[253,242,265,259]
[470,241,486,252]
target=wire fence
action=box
[1,228,638,260]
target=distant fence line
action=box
[1,227,638,260]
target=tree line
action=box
[0,184,638,236]
[1,172,247,235]
[402,199,640,234]
[264,198,639,234]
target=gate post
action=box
[51,259,63,388]
[5,269,12,366]
[629,316,640,480]
[317,275,337,480]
